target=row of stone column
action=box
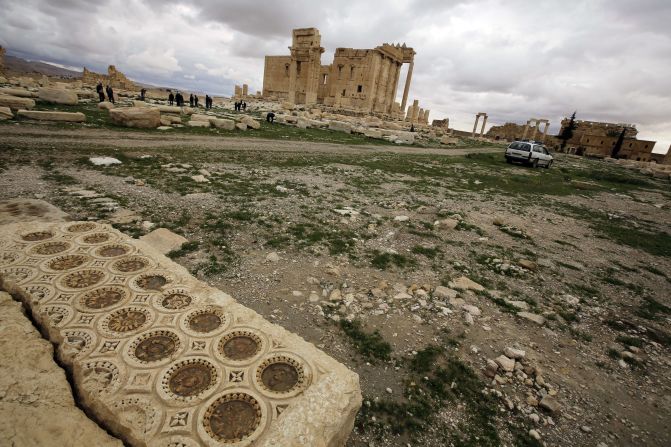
[522,118,550,142]
[405,99,430,124]
[234,84,249,99]
[472,112,488,137]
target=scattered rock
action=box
[394,215,409,222]
[503,347,526,359]
[191,174,210,183]
[17,110,85,122]
[495,355,516,372]
[517,259,538,271]
[109,107,160,128]
[89,156,122,166]
[449,276,485,292]
[37,87,78,105]
[433,286,458,300]
[266,252,280,263]
[539,396,561,414]
[517,312,546,325]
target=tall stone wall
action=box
[0,46,5,74]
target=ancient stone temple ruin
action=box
[82,65,135,90]
[263,28,416,117]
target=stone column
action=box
[400,60,414,112]
[242,84,249,97]
[522,120,530,140]
[472,114,481,137]
[287,56,298,104]
[423,110,430,124]
[530,120,539,141]
[542,121,550,142]
[388,62,401,114]
[411,100,420,123]
[406,105,413,121]
[480,114,488,137]
[418,108,425,124]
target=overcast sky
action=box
[1,0,669,152]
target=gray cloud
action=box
[0,0,668,152]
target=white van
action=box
[505,141,554,168]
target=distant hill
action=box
[5,55,82,78]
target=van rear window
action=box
[510,142,530,151]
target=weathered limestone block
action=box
[139,228,188,254]
[329,121,352,134]
[97,102,115,111]
[0,220,362,447]
[161,115,182,125]
[0,87,38,98]
[187,119,211,128]
[155,105,182,114]
[297,117,309,129]
[17,109,86,122]
[0,106,13,120]
[109,107,160,129]
[0,94,36,110]
[240,116,261,130]
[0,292,122,447]
[211,118,235,130]
[38,87,79,105]
[236,122,248,130]
[132,100,148,108]
[190,113,211,122]
[0,199,70,225]
[364,129,383,139]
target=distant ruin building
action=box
[81,65,135,90]
[263,28,416,117]
[558,119,657,161]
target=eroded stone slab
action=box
[0,199,70,225]
[0,291,122,447]
[139,228,188,255]
[0,220,361,447]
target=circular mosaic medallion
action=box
[95,244,130,258]
[47,254,88,271]
[21,231,53,241]
[132,331,180,363]
[203,393,263,443]
[60,330,94,360]
[102,307,150,334]
[218,330,263,362]
[255,354,309,396]
[66,222,97,233]
[189,312,221,333]
[135,274,169,291]
[82,233,111,244]
[163,359,217,399]
[79,286,127,310]
[163,292,192,310]
[81,360,121,395]
[61,269,105,289]
[40,305,72,327]
[0,266,37,284]
[111,256,149,273]
[30,241,70,256]
[0,251,21,266]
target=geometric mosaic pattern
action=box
[0,221,360,446]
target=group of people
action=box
[167,91,213,109]
[96,82,115,104]
[234,100,246,112]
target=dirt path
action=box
[0,124,502,156]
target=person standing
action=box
[168,91,174,106]
[194,95,199,108]
[96,82,105,102]
[242,101,247,112]
[140,88,146,101]
[189,94,194,108]
[106,85,115,104]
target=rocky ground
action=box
[0,124,670,447]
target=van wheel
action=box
[531,158,539,168]
[545,160,553,169]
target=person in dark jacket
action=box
[189,94,194,107]
[106,85,115,104]
[96,82,105,102]
[175,92,183,107]
[194,95,199,107]
[168,91,174,106]
[140,88,146,101]
[266,112,275,123]
[242,101,247,111]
